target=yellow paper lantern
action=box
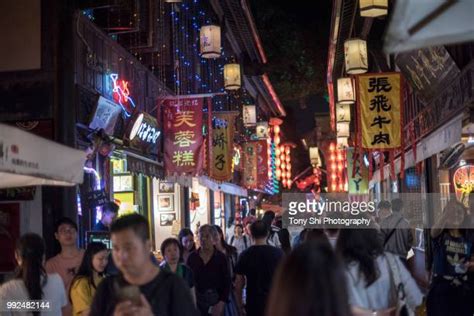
[336,122,350,138]
[200,25,221,58]
[337,137,349,148]
[359,0,388,17]
[344,39,368,74]
[224,63,241,90]
[336,103,351,123]
[309,147,321,167]
[337,77,355,105]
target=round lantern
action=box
[286,171,291,179]
[281,162,286,170]
[224,63,241,90]
[360,0,388,17]
[337,122,350,138]
[286,155,290,163]
[287,180,292,187]
[274,125,280,134]
[276,158,281,167]
[344,39,368,74]
[285,146,290,155]
[276,169,282,179]
[337,78,355,104]
[336,103,351,123]
[200,25,221,58]
[282,179,288,187]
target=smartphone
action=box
[116,285,142,306]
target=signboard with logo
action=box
[125,112,161,156]
[89,96,122,135]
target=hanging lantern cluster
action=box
[328,143,347,192]
[344,38,368,74]
[280,145,292,189]
[200,24,221,58]
[359,0,388,17]
[274,125,282,180]
[265,127,279,194]
[224,63,241,90]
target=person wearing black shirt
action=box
[235,220,284,316]
[89,214,197,316]
[93,202,119,232]
[187,224,231,316]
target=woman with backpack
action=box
[229,224,249,256]
[337,228,423,315]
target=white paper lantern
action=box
[337,77,355,104]
[337,122,350,138]
[309,147,321,167]
[336,103,351,123]
[360,0,388,17]
[200,25,221,58]
[224,63,241,90]
[337,137,349,148]
[243,105,257,126]
[344,38,368,74]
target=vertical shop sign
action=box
[358,73,402,150]
[209,112,238,182]
[256,140,269,190]
[347,147,368,194]
[242,142,258,189]
[163,98,204,175]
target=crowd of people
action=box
[1,199,474,316]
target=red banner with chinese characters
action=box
[163,99,204,175]
[242,142,258,189]
[209,112,238,182]
[256,140,269,190]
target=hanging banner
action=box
[256,140,269,190]
[347,147,369,194]
[209,112,238,182]
[357,73,402,150]
[242,142,258,189]
[163,98,204,175]
[243,105,257,127]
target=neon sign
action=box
[129,113,161,145]
[453,164,474,206]
[110,73,136,117]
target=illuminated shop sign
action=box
[110,73,136,117]
[126,112,161,154]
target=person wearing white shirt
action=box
[0,233,67,316]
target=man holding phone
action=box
[89,214,197,316]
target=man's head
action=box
[250,220,269,241]
[234,224,244,237]
[262,211,276,231]
[110,214,151,276]
[199,224,218,251]
[391,199,403,213]
[101,202,119,227]
[378,200,391,219]
[54,217,78,248]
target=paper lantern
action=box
[336,122,350,138]
[337,137,349,148]
[360,0,387,17]
[224,63,241,90]
[285,146,290,155]
[200,25,221,58]
[336,103,351,123]
[344,39,368,74]
[256,122,269,139]
[309,147,321,167]
[337,78,355,104]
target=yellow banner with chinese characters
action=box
[346,147,368,194]
[358,73,402,150]
[209,112,238,182]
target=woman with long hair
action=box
[427,200,474,316]
[69,242,108,316]
[337,228,422,315]
[0,233,67,315]
[179,228,197,263]
[266,240,350,316]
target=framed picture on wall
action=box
[158,195,174,212]
[159,182,175,193]
[160,212,176,226]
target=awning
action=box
[0,123,86,188]
[198,176,248,197]
[384,1,474,53]
[369,113,463,186]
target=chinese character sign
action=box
[358,73,402,150]
[209,112,237,182]
[256,140,269,190]
[242,142,258,189]
[347,148,368,194]
[163,99,204,175]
